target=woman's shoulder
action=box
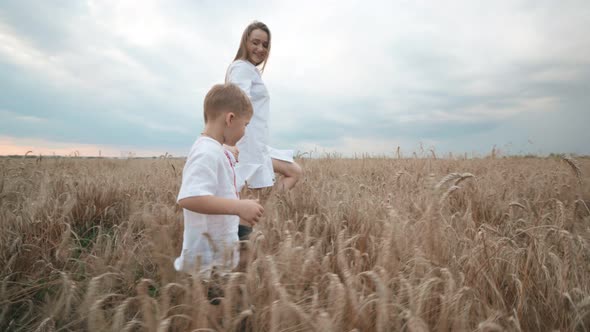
[228,59,258,74]
[231,59,254,67]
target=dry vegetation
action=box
[1,155,589,331]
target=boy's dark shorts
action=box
[238,225,253,240]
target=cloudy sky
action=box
[1,0,589,157]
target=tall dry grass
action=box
[0,155,589,331]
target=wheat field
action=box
[1,155,589,331]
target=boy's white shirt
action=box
[175,136,239,278]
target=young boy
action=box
[174,83,264,278]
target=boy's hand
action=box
[224,145,240,162]
[237,199,264,225]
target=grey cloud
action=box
[0,1,86,51]
[1,1,589,156]
[0,62,201,149]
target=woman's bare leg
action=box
[272,159,303,191]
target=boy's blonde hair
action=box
[203,83,253,123]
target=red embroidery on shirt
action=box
[223,150,239,198]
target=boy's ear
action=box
[225,112,235,125]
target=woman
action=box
[225,21,302,241]
[225,21,302,194]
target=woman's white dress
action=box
[226,60,294,189]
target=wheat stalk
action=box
[360,271,389,332]
[137,278,158,332]
[327,273,346,330]
[403,310,429,332]
[33,317,55,332]
[88,293,124,331]
[561,155,582,183]
[440,185,460,204]
[435,173,462,189]
[112,296,138,330]
[509,201,527,211]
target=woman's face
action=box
[246,29,269,65]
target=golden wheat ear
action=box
[561,155,582,184]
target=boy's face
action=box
[224,112,251,146]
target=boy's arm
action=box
[179,196,263,225]
[179,195,240,215]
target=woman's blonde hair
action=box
[232,21,271,73]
